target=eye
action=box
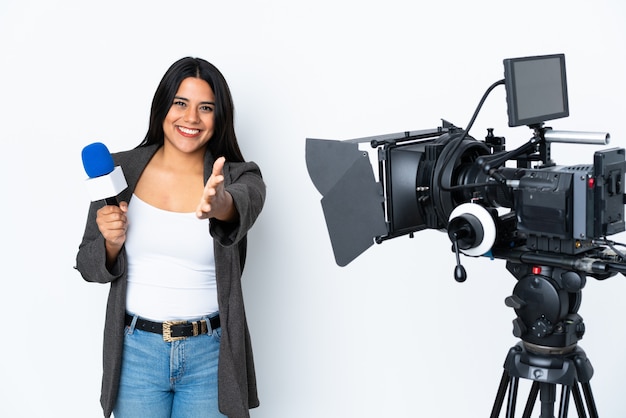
[173,100,187,108]
[200,105,214,113]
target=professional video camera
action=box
[306,54,626,417]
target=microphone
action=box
[81,142,128,206]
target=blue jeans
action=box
[113,315,225,418]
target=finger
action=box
[202,170,224,202]
[98,207,124,221]
[99,204,122,216]
[196,207,210,219]
[207,158,226,191]
[212,156,226,177]
[197,158,227,218]
[97,206,127,229]
[99,215,128,243]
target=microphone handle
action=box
[104,197,119,206]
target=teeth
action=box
[179,126,200,135]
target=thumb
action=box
[212,156,226,176]
[120,201,129,212]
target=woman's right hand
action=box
[96,201,128,266]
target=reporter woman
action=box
[76,57,265,418]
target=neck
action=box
[157,145,206,174]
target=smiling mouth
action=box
[177,126,201,136]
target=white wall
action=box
[2,0,626,416]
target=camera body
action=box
[513,150,625,254]
[306,53,624,269]
[380,127,626,256]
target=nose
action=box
[184,106,200,123]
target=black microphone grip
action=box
[104,197,119,206]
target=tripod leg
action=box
[558,385,570,418]
[539,383,556,418]
[491,370,510,418]
[522,381,539,418]
[581,382,599,418]
[571,384,588,418]
[506,376,520,418]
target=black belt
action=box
[125,313,220,342]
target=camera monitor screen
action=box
[504,54,569,127]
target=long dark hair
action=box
[139,57,245,162]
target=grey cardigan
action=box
[76,144,265,417]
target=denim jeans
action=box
[113,314,225,418]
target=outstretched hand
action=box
[196,156,237,221]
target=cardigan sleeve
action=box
[75,146,156,284]
[75,200,126,284]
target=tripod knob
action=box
[561,271,585,292]
[505,295,526,309]
[531,317,553,338]
[511,318,526,338]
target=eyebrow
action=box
[174,95,215,106]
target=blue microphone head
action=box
[82,142,115,178]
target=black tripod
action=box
[490,342,598,418]
[490,262,601,417]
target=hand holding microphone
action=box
[96,203,128,248]
[81,142,129,265]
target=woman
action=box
[76,57,266,418]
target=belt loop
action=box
[126,313,139,334]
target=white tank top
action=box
[124,194,218,321]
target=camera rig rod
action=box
[476,136,542,183]
[543,129,611,145]
[367,125,453,149]
[488,247,626,278]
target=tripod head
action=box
[504,262,586,350]
[492,259,603,417]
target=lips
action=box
[177,126,201,136]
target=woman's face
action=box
[163,77,216,155]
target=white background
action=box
[2,1,626,416]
